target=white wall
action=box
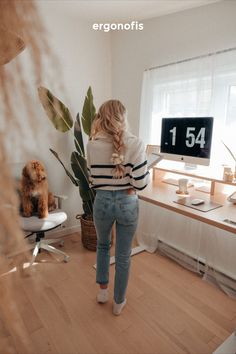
[111,0,236,135]
[4,4,111,229]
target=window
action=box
[140,49,236,166]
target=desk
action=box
[138,167,236,354]
[139,174,236,235]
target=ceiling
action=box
[38,0,222,22]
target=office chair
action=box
[20,196,70,266]
[11,162,70,266]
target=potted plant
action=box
[38,86,98,250]
[222,141,236,180]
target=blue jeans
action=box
[93,189,139,304]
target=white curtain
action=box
[140,48,236,167]
[138,49,236,297]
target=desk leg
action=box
[93,245,146,269]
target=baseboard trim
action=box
[47,224,81,238]
[157,239,236,291]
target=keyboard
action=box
[162,178,194,188]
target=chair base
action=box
[30,237,70,266]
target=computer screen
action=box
[160,117,214,166]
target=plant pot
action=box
[76,214,97,251]
[76,214,114,251]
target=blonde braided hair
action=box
[91,99,127,178]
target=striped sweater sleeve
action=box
[131,140,150,190]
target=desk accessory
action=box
[227,191,236,204]
[191,198,205,206]
[223,218,236,226]
[224,170,234,182]
[174,196,222,212]
[147,153,163,170]
[176,178,190,195]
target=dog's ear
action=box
[22,166,29,179]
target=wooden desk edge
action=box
[138,194,236,235]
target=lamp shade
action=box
[0,28,25,65]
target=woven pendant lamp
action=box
[0,28,25,65]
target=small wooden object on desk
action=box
[225,172,234,183]
[223,166,234,183]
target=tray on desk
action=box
[174,197,223,212]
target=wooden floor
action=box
[0,233,236,354]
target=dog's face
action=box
[22,160,47,184]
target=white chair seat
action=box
[20,210,67,232]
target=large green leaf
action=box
[50,148,79,186]
[80,186,95,216]
[81,86,96,136]
[38,87,73,132]
[71,152,90,190]
[80,188,95,202]
[82,200,94,216]
[74,113,85,156]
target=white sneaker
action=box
[113,299,127,315]
[97,288,109,303]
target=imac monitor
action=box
[160,117,213,166]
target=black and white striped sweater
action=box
[86,131,150,190]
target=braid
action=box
[91,99,127,178]
[111,130,125,178]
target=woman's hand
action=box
[127,188,136,195]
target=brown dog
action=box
[20,160,56,218]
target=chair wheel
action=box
[64,255,70,263]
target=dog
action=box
[20,160,56,218]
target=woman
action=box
[87,99,149,315]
